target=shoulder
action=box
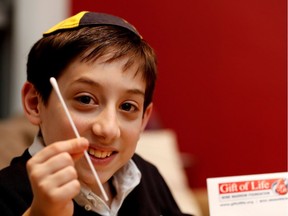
[132,153,155,168]
[0,149,32,215]
[120,154,190,215]
[132,153,170,188]
[0,149,31,191]
[132,153,162,178]
[0,149,30,179]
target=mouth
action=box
[88,147,114,159]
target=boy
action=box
[0,11,192,215]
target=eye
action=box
[75,95,95,105]
[120,102,138,112]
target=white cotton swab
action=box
[49,77,109,201]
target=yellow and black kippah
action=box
[43,11,142,38]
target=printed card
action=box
[207,172,288,216]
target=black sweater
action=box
[0,150,192,216]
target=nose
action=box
[92,107,120,143]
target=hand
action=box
[25,138,89,216]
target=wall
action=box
[71,0,287,188]
[9,0,70,115]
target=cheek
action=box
[41,115,76,145]
[121,123,142,150]
[69,114,93,136]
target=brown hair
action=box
[26,25,157,111]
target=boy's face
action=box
[37,55,152,188]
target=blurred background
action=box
[0,0,286,213]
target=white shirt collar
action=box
[74,160,141,216]
[28,133,45,156]
[28,134,142,216]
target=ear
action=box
[140,103,153,132]
[21,82,42,125]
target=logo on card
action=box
[272,178,288,195]
[219,178,288,196]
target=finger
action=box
[28,152,75,182]
[41,166,78,192]
[33,179,80,206]
[30,137,88,164]
[49,179,81,202]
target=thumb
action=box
[70,137,89,161]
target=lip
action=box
[87,146,118,165]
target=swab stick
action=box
[49,77,109,201]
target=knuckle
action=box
[73,180,81,191]
[29,169,40,181]
[67,166,78,179]
[48,142,62,152]
[61,152,74,165]
[26,159,33,171]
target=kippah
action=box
[43,11,142,38]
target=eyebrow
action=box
[74,77,145,97]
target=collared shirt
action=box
[28,134,142,216]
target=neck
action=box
[89,178,115,206]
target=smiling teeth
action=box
[88,148,112,159]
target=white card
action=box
[207,172,288,216]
